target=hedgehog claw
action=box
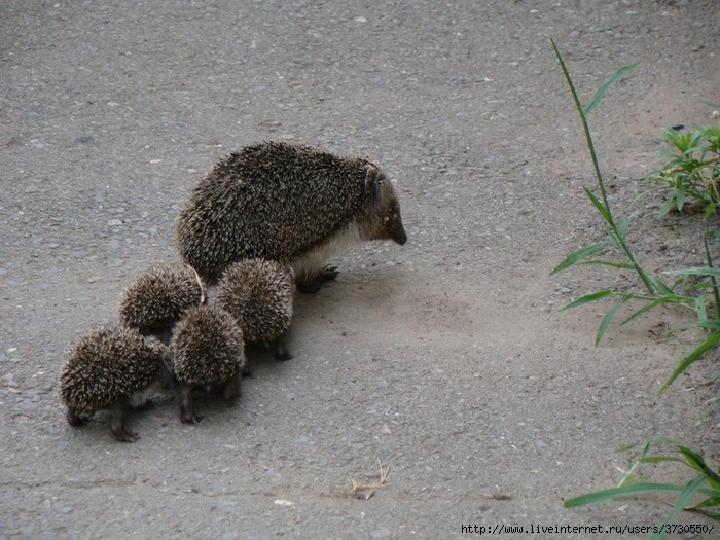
[296,266,339,293]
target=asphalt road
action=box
[1,1,719,538]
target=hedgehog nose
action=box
[390,221,407,245]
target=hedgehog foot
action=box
[112,427,140,442]
[66,407,88,427]
[296,265,338,293]
[180,384,204,424]
[221,371,241,402]
[111,400,139,442]
[273,336,292,361]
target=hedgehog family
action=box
[216,259,295,360]
[61,141,404,441]
[176,141,407,291]
[59,326,171,441]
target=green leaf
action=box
[678,446,707,474]
[564,482,704,508]
[676,188,686,212]
[596,297,627,346]
[550,243,607,275]
[638,455,686,465]
[644,272,675,295]
[697,320,720,331]
[579,259,636,270]
[659,333,720,393]
[651,474,707,540]
[617,217,628,242]
[621,296,689,325]
[669,266,720,279]
[561,289,614,311]
[694,296,708,326]
[582,260,637,270]
[583,187,612,224]
[583,62,640,115]
[657,199,677,219]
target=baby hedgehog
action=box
[59,326,171,442]
[176,141,407,291]
[216,258,295,360]
[170,304,245,424]
[119,261,206,344]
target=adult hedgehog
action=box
[176,142,407,292]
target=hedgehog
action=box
[216,258,295,360]
[119,261,206,344]
[176,141,407,292]
[170,304,246,424]
[59,326,171,442]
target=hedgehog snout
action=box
[384,211,407,245]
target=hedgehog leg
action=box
[221,370,241,403]
[273,333,292,361]
[110,398,139,442]
[180,384,203,424]
[66,407,88,427]
[296,265,339,293]
[241,365,253,378]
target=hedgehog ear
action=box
[364,166,385,197]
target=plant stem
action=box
[551,39,655,294]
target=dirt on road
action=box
[1,1,719,538]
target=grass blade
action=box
[621,296,689,325]
[651,474,707,540]
[579,259,636,270]
[583,63,640,116]
[584,187,612,224]
[596,297,626,346]
[704,233,720,318]
[644,273,675,295]
[565,482,701,507]
[659,332,720,393]
[668,266,720,278]
[551,243,606,275]
[561,289,613,311]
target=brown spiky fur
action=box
[119,262,206,344]
[176,141,407,290]
[216,259,294,360]
[170,304,245,424]
[59,326,170,442]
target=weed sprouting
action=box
[551,38,720,537]
[647,122,720,219]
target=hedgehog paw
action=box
[274,344,292,361]
[66,408,88,427]
[112,428,140,442]
[182,413,204,424]
[296,266,339,293]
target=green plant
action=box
[549,39,677,344]
[646,123,720,219]
[549,40,720,391]
[565,437,720,539]
[551,39,720,535]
